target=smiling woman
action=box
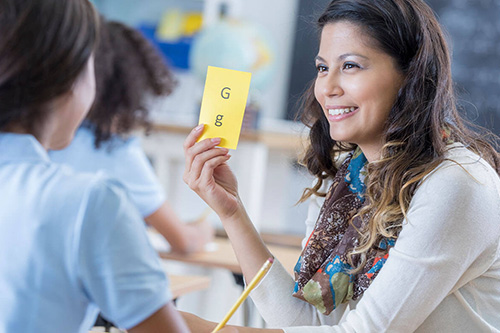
[313,22,404,161]
[180,0,500,332]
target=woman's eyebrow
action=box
[338,53,369,60]
[315,53,369,63]
[315,55,327,63]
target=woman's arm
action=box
[145,201,214,254]
[183,125,273,283]
[183,126,348,329]
[184,130,500,331]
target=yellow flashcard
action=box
[197,66,252,149]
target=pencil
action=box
[211,257,274,332]
[196,207,212,223]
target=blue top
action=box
[49,125,165,217]
[0,133,171,332]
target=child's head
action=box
[87,18,177,148]
[0,0,99,148]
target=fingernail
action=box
[195,124,204,131]
[211,138,221,143]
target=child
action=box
[0,1,189,332]
[50,18,213,254]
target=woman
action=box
[0,1,189,332]
[50,18,214,254]
[182,0,500,331]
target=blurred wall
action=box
[91,0,300,120]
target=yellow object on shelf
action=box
[183,12,203,36]
[156,9,185,42]
[156,9,203,42]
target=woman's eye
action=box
[316,64,328,73]
[342,62,360,71]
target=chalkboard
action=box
[428,0,500,135]
[286,0,330,121]
[286,0,500,136]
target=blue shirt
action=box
[0,133,171,332]
[49,125,165,217]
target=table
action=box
[159,236,302,277]
[169,274,211,299]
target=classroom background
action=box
[90,0,500,328]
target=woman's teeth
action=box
[328,107,356,116]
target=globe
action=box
[189,20,275,91]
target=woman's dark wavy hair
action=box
[298,0,500,271]
[0,0,99,137]
[87,18,176,148]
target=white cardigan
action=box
[251,144,500,332]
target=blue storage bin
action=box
[138,24,193,70]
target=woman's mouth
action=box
[326,106,359,121]
[328,107,357,116]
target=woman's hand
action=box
[180,312,278,333]
[183,125,241,220]
[180,311,217,333]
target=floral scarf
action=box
[292,149,395,315]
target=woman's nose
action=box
[322,73,343,97]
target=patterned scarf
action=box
[293,149,395,315]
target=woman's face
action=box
[314,21,404,161]
[50,55,96,150]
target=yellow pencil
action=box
[196,207,212,223]
[211,257,274,332]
